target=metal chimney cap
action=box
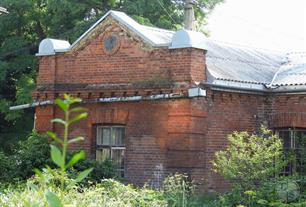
[170,29,208,50]
[37,38,70,56]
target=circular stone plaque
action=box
[103,34,120,55]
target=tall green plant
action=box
[33,94,92,207]
[44,94,92,190]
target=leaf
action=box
[50,145,64,168]
[70,107,87,113]
[68,112,88,124]
[75,168,93,183]
[51,118,66,126]
[47,131,64,145]
[33,168,43,178]
[66,150,85,169]
[55,99,68,112]
[45,191,63,207]
[68,136,84,144]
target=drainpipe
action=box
[184,0,195,30]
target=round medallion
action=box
[103,34,120,55]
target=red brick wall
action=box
[269,95,306,128]
[36,18,206,93]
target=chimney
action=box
[184,0,195,30]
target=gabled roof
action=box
[36,10,306,92]
[70,10,175,48]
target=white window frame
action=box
[96,125,126,177]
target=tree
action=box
[0,0,223,151]
[212,126,287,190]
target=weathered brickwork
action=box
[34,16,306,192]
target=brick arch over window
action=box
[269,112,306,128]
[89,108,129,125]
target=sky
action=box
[207,0,306,52]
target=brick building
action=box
[20,10,306,191]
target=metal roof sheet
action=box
[205,41,285,84]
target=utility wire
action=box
[155,0,178,25]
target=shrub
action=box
[0,151,12,181]
[0,131,51,182]
[13,131,52,180]
[70,158,116,183]
[212,126,287,190]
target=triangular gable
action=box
[70,10,174,50]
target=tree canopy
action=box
[0,0,223,151]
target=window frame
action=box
[95,125,126,177]
[275,128,306,176]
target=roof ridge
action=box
[140,25,175,34]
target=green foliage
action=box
[0,131,51,182]
[70,158,116,183]
[213,126,287,190]
[0,178,167,207]
[163,173,196,207]
[212,127,306,207]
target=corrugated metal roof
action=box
[205,41,286,84]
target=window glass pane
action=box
[111,149,125,170]
[96,148,110,162]
[112,127,124,146]
[102,128,111,145]
[279,131,290,149]
[96,127,102,145]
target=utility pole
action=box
[184,0,195,30]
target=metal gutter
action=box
[9,93,187,111]
[9,100,53,110]
[204,81,306,94]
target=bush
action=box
[0,177,167,207]
[0,151,12,181]
[0,130,116,183]
[12,131,52,180]
[213,126,286,190]
[70,158,116,182]
[212,127,306,207]
[0,131,51,182]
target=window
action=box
[276,129,306,176]
[96,126,125,177]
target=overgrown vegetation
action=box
[213,127,306,207]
